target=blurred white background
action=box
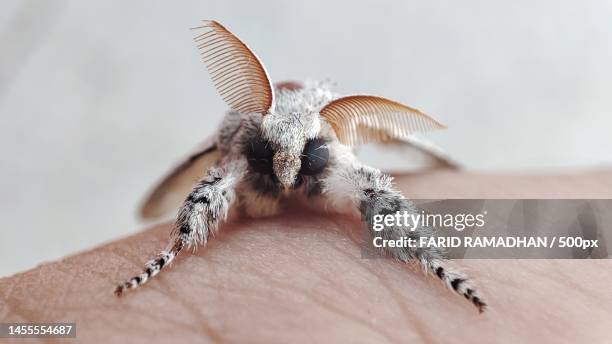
[1,0,611,276]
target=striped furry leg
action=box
[114,239,184,296]
[114,160,244,296]
[323,163,487,312]
[427,258,487,312]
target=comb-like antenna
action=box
[319,95,446,145]
[192,20,274,114]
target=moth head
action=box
[193,21,332,189]
[259,110,327,189]
[245,134,330,190]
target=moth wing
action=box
[372,135,460,169]
[139,137,221,219]
[274,80,303,91]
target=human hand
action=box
[1,169,611,343]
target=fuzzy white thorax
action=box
[261,81,336,153]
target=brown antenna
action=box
[319,95,446,145]
[192,20,274,114]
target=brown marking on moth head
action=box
[272,151,301,190]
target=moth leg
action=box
[322,163,486,312]
[115,159,246,296]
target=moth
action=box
[114,20,486,312]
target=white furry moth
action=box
[115,20,485,312]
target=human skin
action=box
[1,169,611,343]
